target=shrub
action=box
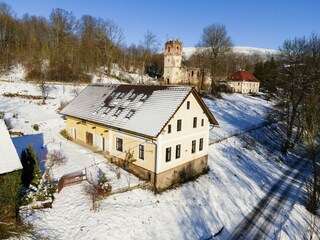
[60,129,72,140]
[32,124,39,131]
[0,171,22,222]
[58,100,69,111]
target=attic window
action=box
[104,106,114,114]
[140,94,149,102]
[125,110,135,119]
[129,93,137,101]
[114,107,124,116]
[117,92,126,99]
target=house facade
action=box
[61,84,218,191]
[226,69,260,93]
[163,40,211,89]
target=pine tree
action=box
[27,145,41,186]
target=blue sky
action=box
[3,0,320,49]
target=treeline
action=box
[0,3,163,82]
[255,34,320,215]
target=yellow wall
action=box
[65,116,156,172]
[65,91,211,175]
[156,93,210,173]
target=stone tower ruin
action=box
[163,40,183,84]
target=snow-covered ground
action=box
[182,46,279,60]
[0,74,318,239]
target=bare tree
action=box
[95,18,123,76]
[139,30,159,83]
[197,23,233,92]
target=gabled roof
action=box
[227,70,260,82]
[61,84,218,138]
[0,120,22,175]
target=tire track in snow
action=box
[228,156,308,240]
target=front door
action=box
[86,132,93,145]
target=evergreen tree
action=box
[20,145,41,187]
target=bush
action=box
[32,124,39,131]
[60,129,72,140]
[0,171,22,222]
[58,100,69,111]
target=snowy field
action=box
[0,76,318,239]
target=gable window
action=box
[191,140,196,154]
[193,117,197,128]
[166,147,171,162]
[177,119,182,131]
[199,138,203,151]
[139,144,144,160]
[176,144,181,159]
[201,119,204,126]
[187,101,190,109]
[116,138,123,152]
[168,124,171,133]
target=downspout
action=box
[150,139,157,192]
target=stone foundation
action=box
[155,155,208,192]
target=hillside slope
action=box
[0,80,318,239]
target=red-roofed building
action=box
[226,69,260,93]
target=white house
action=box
[61,84,218,191]
[0,119,22,175]
[226,69,260,94]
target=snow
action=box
[182,46,279,60]
[61,84,192,138]
[0,119,22,174]
[0,67,318,239]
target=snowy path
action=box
[228,155,309,239]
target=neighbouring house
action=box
[0,119,22,222]
[0,119,22,175]
[163,40,211,90]
[61,84,218,191]
[226,69,260,94]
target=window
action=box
[114,108,123,116]
[117,92,126,99]
[129,93,137,101]
[168,47,171,52]
[201,119,204,126]
[168,124,171,133]
[187,101,190,109]
[125,110,135,119]
[191,140,196,154]
[104,106,114,114]
[166,147,171,162]
[116,138,123,152]
[199,138,203,151]
[193,117,197,128]
[177,119,182,131]
[139,144,144,160]
[140,94,149,102]
[176,144,181,159]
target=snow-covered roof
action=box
[0,120,22,175]
[61,84,218,138]
[227,70,260,82]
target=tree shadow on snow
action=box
[12,133,47,172]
